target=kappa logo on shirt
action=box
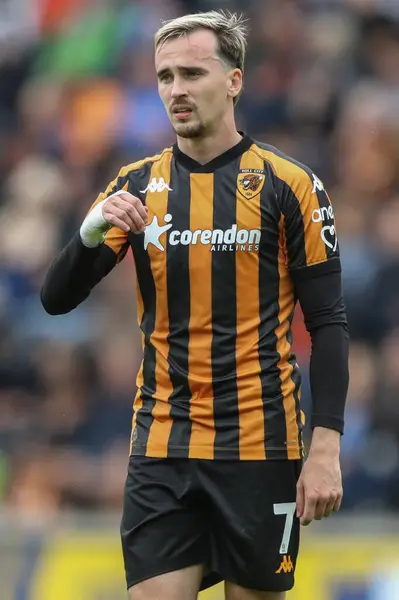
[140,177,172,193]
[311,173,324,194]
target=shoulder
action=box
[98,147,174,199]
[118,146,174,179]
[250,140,316,190]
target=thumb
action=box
[296,478,305,518]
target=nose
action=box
[171,76,187,98]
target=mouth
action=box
[171,107,193,120]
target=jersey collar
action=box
[173,132,253,173]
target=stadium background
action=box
[1,0,399,598]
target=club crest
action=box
[237,169,266,199]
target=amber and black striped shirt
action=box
[42,134,344,460]
[71,134,340,461]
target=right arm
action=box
[40,233,119,315]
[40,176,148,315]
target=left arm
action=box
[294,269,349,525]
[275,159,350,525]
[294,269,349,436]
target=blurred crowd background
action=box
[1,0,399,523]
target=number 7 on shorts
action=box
[273,502,296,554]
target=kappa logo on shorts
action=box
[275,555,294,574]
[237,169,266,200]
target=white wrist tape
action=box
[80,199,110,248]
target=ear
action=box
[227,68,243,100]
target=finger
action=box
[300,494,317,526]
[115,192,148,223]
[296,479,305,518]
[314,497,329,520]
[104,213,131,232]
[333,493,342,513]
[323,497,337,518]
[324,492,342,517]
[107,199,146,231]
[104,203,144,232]
[103,205,136,230]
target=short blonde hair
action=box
[155,10,248,75]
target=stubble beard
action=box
[172,117,207,139]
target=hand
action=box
[102,191,148,233]
[80,191,148,248]
[296,428,343,526]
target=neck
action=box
[176,120,242,165]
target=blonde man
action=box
[41,10,349,600]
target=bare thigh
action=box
[225,581,286,600]
[128,564,204,600]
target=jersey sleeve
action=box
[41,166,134,315]
[277,164,341,282]
[86,166,132,263]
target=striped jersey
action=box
[88,134,340,460]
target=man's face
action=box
[155,29,241,139]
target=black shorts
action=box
[120,457,302,593]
